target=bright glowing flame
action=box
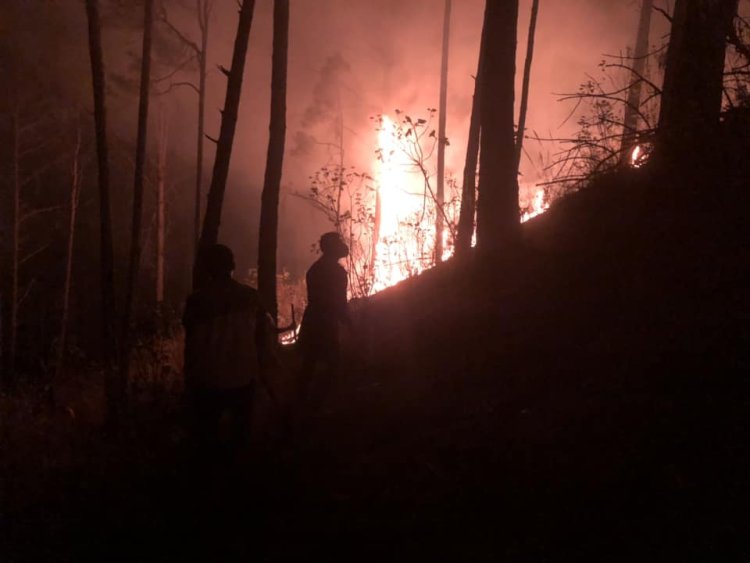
[371,115,437,292]
[368,116,550,294]
[521,187,549,223]
[630,144,649,168]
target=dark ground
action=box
[2,160,749,561]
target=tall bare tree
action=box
[8,110,19,386]
[160,0,214,258]
[54,124,82,386]
[515,0,540,171]
[476,0,520,254]
[435,0,451,263]
[123,0,155,340]
[195,0,256,288]
[84,0,118,406]
[620,0,653,163]
[257,0,289,323]
[455,21,486,258]
[657,0,739,165]
[156,110,168,311]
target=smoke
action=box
[3,0,684,279]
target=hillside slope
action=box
[296,162,750,560]
[3,163,747,562]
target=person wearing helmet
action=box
[298,232,350,397]
[183,243,271,459]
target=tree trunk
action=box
[119,0,154,403]
[55,125,82,386]
[455,19,487,259]
[475,0,520,255]
[515,0,540,171]
[156,110,168,311]
[620,0,653,164]
[435,0,451,263]
[85,0,119,419]
[194,0,211,259]
[370,188,382,286]
[195,0,257,289]
[8,109,19,387]
[656,0,738,165]
[123,0,154,337]
[257,0,289,323]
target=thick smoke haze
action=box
[2,0,681,280]
[199,0,663,276]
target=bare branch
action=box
[20,204,65,225]
[653,5,672,22]
[160,7,201,54]
[18,279,36,307]
[155,81,200,96]
[152,54,198,83]
[20,242,51,265]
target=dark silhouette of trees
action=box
[8,110,19,387]
[54,124,82,388]
[455,20,485,258]
[195,0,256,288]
[123,0,155,346]
[515,0,540,171]
[657,0,739,165]
[257,0,289,324]
[435,0,451,263]
[475,0,520,254]
[160,0,214,258]
[620,0,653,163]
[84,0,119,415]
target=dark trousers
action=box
[190,383,255,459]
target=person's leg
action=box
[299,344,318,403]
[190,388,223,477]
[227,384,255,453]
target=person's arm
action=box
[255,304,279,370]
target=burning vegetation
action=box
[1,0,749,560]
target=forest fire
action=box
[371,115,440,292]
[521,188,549,222]
[629,144,652,168]
[368,115,551,294]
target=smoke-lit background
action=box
[2,0,681,287]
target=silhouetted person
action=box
[183,244,270,461]
[298,232,350,398]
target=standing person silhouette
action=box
[183,244,272,461]
[298,232,350,400]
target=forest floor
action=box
[2,161,749,561]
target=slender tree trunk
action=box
[85,0,119,419]
[515,0,539,171]
[620,0,653,164]
[55,125,82,385]
[455,21,487,259]
[656,0,738,165]
[370,188,381,286]
[156,111,168,311]
[257,0,289,323]
[195,0,257,288]
[435,0,451,263]
[123,0,154,335]
[476,0,520,255]
[120,0,154,401]
[9,110,20,386]
[194,0,211,258]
